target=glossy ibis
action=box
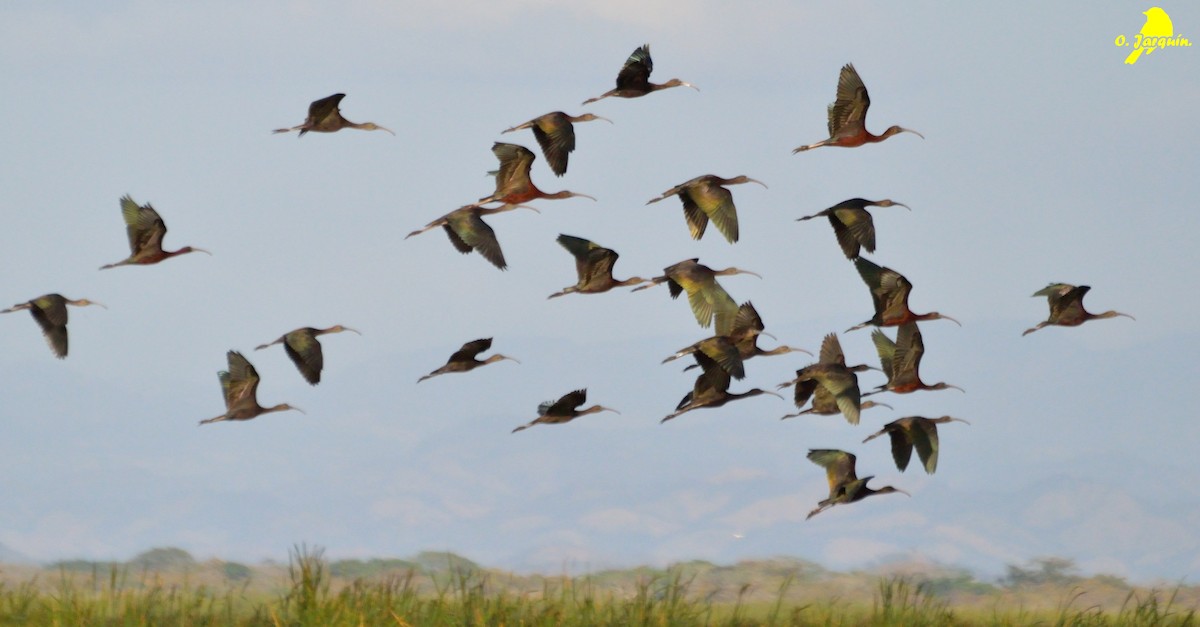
[847,258,959,332]
[273,93,393,136]
[661,353,781,423]
[796,198,908,259]
[646,175,766,243]
[1,294,105,359]
[793,64,922,153]
[806,449,908,519]
[501,112,611,176]
[255,325,360,385]
[867,322,964,395]
[512,389,618,433]
[199,351,303,425]
[632,259,760,335]
[548,235,648,298]
[1023,283,1134,336]
[582,44,697,105]
[418,338,518,383]
[100,195,209,269]
[862,416,969,474]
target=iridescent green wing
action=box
[615,44,652,91]
[532,113,574,176]
[284,329,324,385]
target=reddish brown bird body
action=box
[582,44,697,105]
[1023,283,1134,336]
[474,143,595,208]
[1,294,105,359]
[200,351,303,425]
[255,325,360,385]
[273,93,394,136]
[806,449,908,519]
[867,322,963,396]
[646,175,766,243]
[418,338,518,382]
[548,235,648,298]
[100,195,209,269]
[796,198,908,260]
[848,258,959,332]
[512,389,618,433]
[793,64,922,153]
[501,112,611,176]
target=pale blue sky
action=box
[1,2,1197,582]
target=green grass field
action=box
[1,546,1195,625]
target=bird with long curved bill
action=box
[100,195,209,269]
[273,93,394,136]
[512,389,618,433]
[796,198,909,260]
[418,338,518,383]
[1,294,105,359]
[501,112,611,177]
[793,64,922,153]
[199,351,303,425]
[1023,283,1133,336]
[805,449,908,519]
[255,325,360,385]
[646,175,766,244]
[582,44,698,105]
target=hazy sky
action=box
[1,2,1197,583]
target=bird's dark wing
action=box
[447,212,506,270]
[217,370,233,410]
[491,143,536,194]
[225,351,261,407]
[532,113,574,176]
[30,296,69,358]
[831,207,874,257]
[912,418,939,474]
[807,449,858,496]
[679,191,709,240]
[450,338,493,362]
[120,195,167,254]
[307,93,346,124]
[887,424,915,472]
[809,384,839,413]
[819,333,846,366]
[284,330,324,385]
[731,302,764,335]
[692,352,732,398]
[793,376,818,408]
[615,44,653,91]
[870,329,896,381]
[696,338,745,380]
[891,322,924,385]
[1055,285,1091,321]
[546,389,587,415]
[691,180,739,243]
[828,64,870,138]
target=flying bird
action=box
[273,93,394,136]
[473,143,596,209]
[512,389,618,433]
[847,258,959,332]
[199,351,303,425]
[646,175,766,244]
[632,259,760,335]
[777,333,873,425]
[405,203,537,270]
[100,195,209,269]
[793,64,923,153]
[805,449,908,519]
[548,235,649,298]
[661,353,782,423]
[867,323,964,396]
[255,325,360,385]
[418,338,518,383]
[684,302,811,369]
[862,416,969,474]
[1,294,105,359]
[501,111,611,176]
[795,198,908,260]
[1023,283,1134,336]
[582,44,698,105]
[1126,7,1173,65]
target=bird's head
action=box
[70,298,107,309]
[928,312,961,326]
[180,246,212,256]
[716,267,762,279]
[271,403,305,414]
[662,78,699,92]
[883,126,924,140]
[327,325,362,336]
[930,383,965,393]
[727,176,767,189]
[872,199,910,211]
[873,485,910,497]
[487,354,520,365]
[361,123,395,135]
[574,113,613,125]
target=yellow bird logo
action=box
[1116,7,1191,65]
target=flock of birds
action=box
[2,45,1135,520]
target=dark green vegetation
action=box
[0,547,1195,625]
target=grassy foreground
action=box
[0,547,1196,626]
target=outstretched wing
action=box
[450,338,493,362]
[532,113,575,177]
[827,64,870,138]
[284,330,325,385]
[615,44,653,91]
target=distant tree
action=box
[330,558,418,578]
[129,547,196,571]
[222,561,253,582]
[1002,556,1081,587]
[414,551,480,574]
[48,559,120,573]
